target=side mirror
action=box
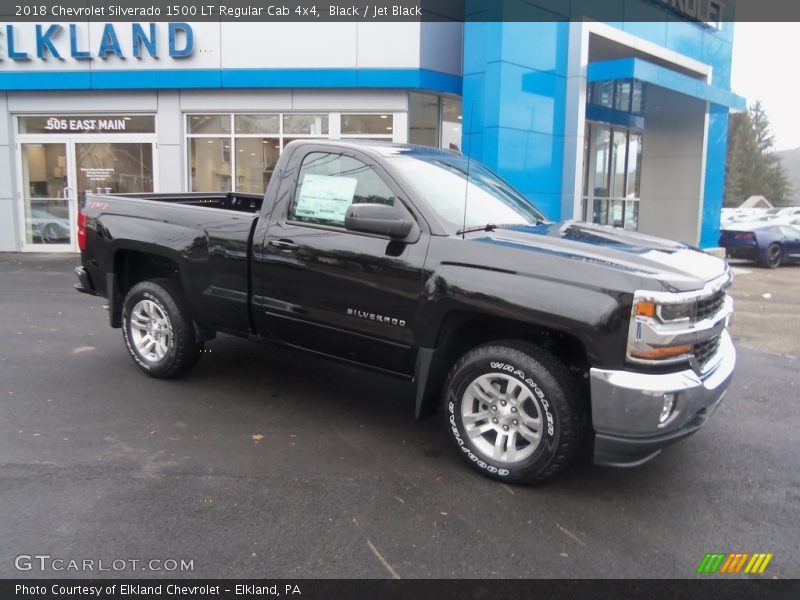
[345,203,414,239]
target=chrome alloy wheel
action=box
[461,373,545,464]
[129,299,172,363]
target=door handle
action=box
[268,239,299,251]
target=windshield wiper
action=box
[456,223,497,235]
[457,220,547,235]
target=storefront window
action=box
[188,114,231,135]
[441,97,462,153]
[588,80,645,115]
[283,114,329,135]
[590,81,614,109]
[235,114,279,135]
[591,125,611,198]
[626,133,643,197]
[609,130,627,199]
[615,81,632,113]
[631,82,645,114]
[409,92,440,147]
[187,113,331,193]
[341,114,393,136]
[189,138,232,192]
[235,138,280,193]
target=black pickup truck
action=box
[74,140,735,483]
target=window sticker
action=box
[295,174,357,224]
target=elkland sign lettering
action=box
[0,22,194,61]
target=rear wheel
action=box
[443,340,583,484]
[760,243,783,268]
[121,279,202,378]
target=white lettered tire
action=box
[443,340,583,484]
[121,279,202,378]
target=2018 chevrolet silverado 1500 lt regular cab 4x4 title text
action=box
[74,140,735,484]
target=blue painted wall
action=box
[0,68,462,95]
[462,21,570,221]
[463,8,737,248]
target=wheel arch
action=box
[414,310,591,420]
[109,246,184,328]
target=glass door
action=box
[75,142,155,204]
[582,122,642,231]
[19,141,76,250]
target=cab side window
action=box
[289,152,396,228]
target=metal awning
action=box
[587,57,746,110]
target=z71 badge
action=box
[347,308,406,327]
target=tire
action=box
[121,279,202,378]
[443,340,583,484]
[759,243,783,269]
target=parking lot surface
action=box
[727,261,800,358]
[1,253,798,579]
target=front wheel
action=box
[443,341,583,484]
[121,279,202,378]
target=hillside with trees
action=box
[775,146,800,205]
[724,101,792,206]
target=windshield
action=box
[390,154,546,234]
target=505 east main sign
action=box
[0,22,194,60]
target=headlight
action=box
[658,301,696,322]
[633,299,697,323]
[628,295,696,364]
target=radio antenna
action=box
[461,100,475,240]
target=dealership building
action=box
[0,5,744,252]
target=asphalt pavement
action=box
[1,253,798,579]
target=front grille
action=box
[694,335,721,370]
[696,290,726,321]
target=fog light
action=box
[658,393,676,426]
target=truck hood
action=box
[471,221,728,292]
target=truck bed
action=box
[113,192,264,214]
[81,191,264,335]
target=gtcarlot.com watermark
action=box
[14,554,194,573]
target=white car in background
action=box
[725,206,800,227]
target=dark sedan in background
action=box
[720,223,800,268]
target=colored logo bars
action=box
[696,552,773,574]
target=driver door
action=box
[252,147,429,376]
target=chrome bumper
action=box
[590,330,736,467]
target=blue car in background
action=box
[720,222,800,268]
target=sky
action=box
[731,22,800,151]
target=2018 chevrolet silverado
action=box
[74,140,735,483]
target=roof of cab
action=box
[282,138,462,160]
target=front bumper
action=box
[590,330,736,467]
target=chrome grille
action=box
[694,335,721,370]
[696,290,726,321]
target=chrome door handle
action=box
[268,239,299,251]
